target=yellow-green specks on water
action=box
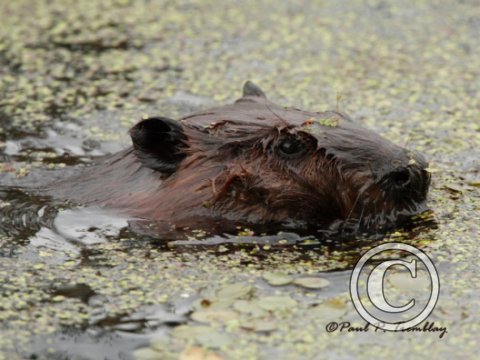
[318,117,340,127]
[1,0,479,359]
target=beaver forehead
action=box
[179,100,352,130]
[179,99,419,169]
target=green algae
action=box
[1,0,480,359]
[318,117,340,128]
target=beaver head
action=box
[122,81,430,234]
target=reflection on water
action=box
[34,207,129,246]
[0,187,57,243]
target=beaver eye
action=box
[278,138,305,156]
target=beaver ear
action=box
[242,81,267,98]
[129,117,187,174]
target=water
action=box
[1,0,479,358]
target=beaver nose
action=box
[378,166,417,192]
[389,168,412,188]
[379,163,431,202]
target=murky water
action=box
[1,0,479,359]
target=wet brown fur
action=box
[51,82,431,234]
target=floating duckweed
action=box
[318,117,339,127]
[0,0,479,358]
[258,295,297,311]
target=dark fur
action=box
[50,82,431,234]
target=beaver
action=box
[50,82,431,236]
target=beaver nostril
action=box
[390,168,411,187]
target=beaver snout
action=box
[371,148,429,195]
[382,166,425,190]
[389,168,413,188]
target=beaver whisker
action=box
[372,199,381,237]
[352,202,367,234]
[209,177,218,196]
[343,185,365,225]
